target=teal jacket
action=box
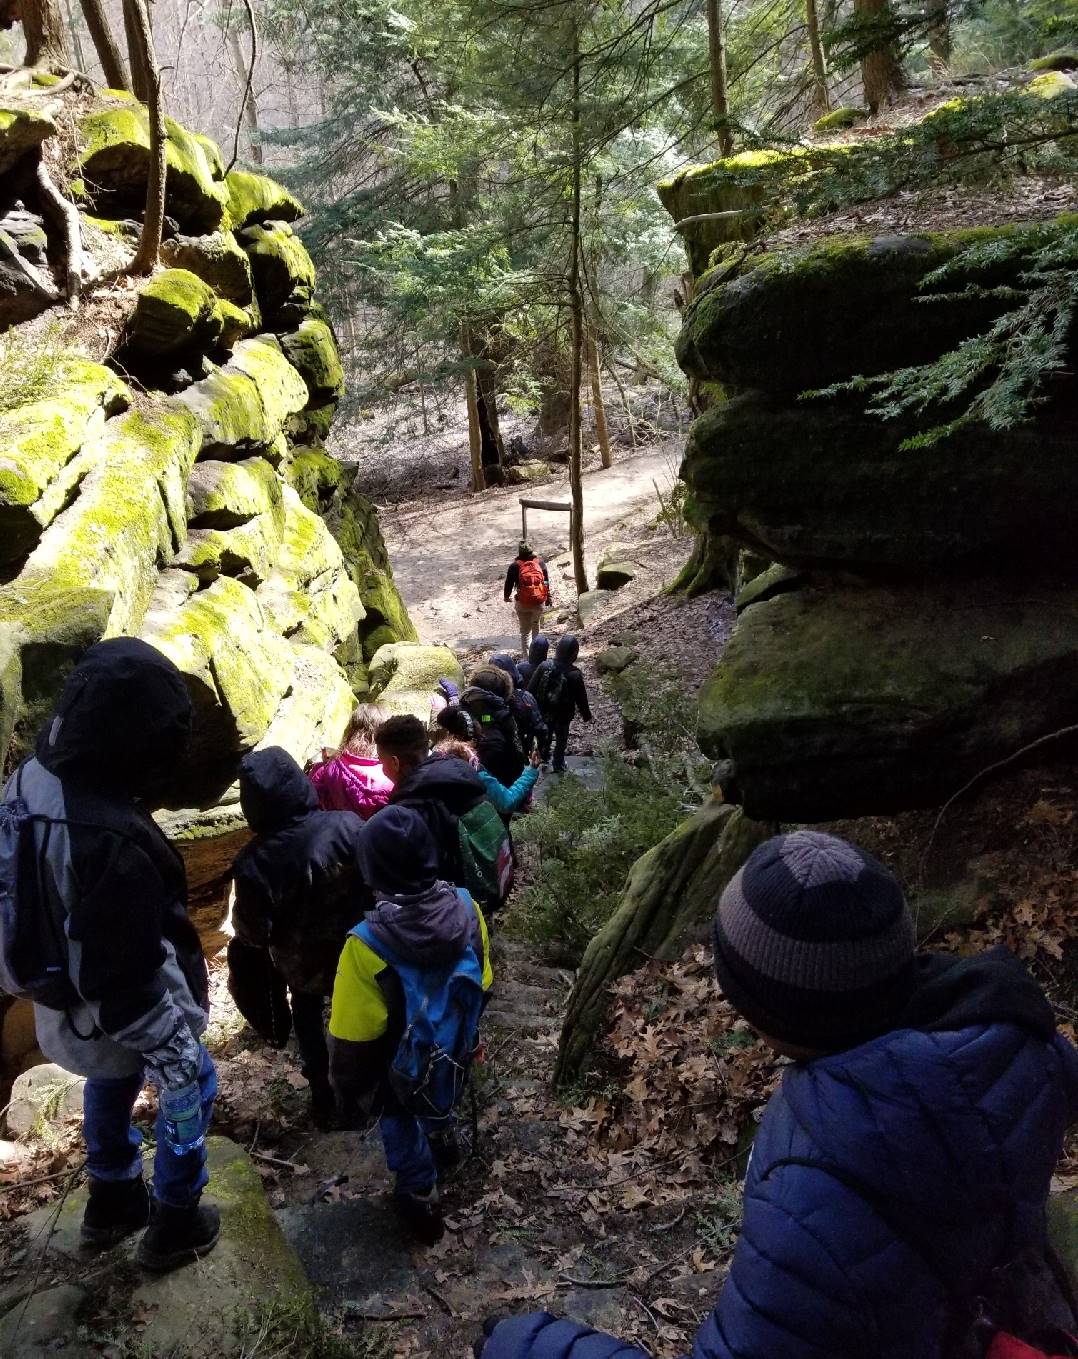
[478,763,538,816]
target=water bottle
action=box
[160,1081,205,1155]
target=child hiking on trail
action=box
[307,703,392,820]
[527,634,591,773]
[0,639,217,1272]
[328,806,493,1244]
[490,652,548,759]
[230,747,369,1130]
[460,665,527,785]
[434,706,541,819]
[503,541,550,656]
[516,635,549,688]
[375,715,514,913]
[477,830,1078,1359]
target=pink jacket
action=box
[307,751,393,821]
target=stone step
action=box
[485,1008,558,1034]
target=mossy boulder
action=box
[160,231,255,304]
[812,105,865,133]
[697,577,1078,821]
[256,485,363,654]
[284,448,418,658]
[577,590,613,627]
[130,268,223,356]
[217,299,257,348]
[596,546,640,591]
[176,335,308,455]
[279,317,345,406]
[595,644,637,675]
[0,361,130,565]
[1027,71,1077,99]
[677,221,1076,395]
[368,643,461,718]
[682,391,1078,574]
[225,169,304,229]
[555,800,775,1081]
[140,571,294,802]
[286,401,338,445]
[78,105,228,232]
[258,642,355,767]
[1030,50,1078,72]
[187,456,282,527]
[735,562,803,613]
[0,404,201,762]
[239,221,316,322]
[0,104,56,176]
[175,513,284,586]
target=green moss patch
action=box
[279,317,345,405]
[812,105,865,133]
[131,268,223,356]
[160,230,254,304]
[225,169,304,228]
[0,104,56,176]
[239,221,316,320]
[177,335,308,455]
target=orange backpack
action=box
[516,558,547,608]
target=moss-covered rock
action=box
[130,268,223,356]
[225,169,304,229]
[175,513,284,586]
[286,401,338,445]
[256,484,363,654]
[734,562,803,613]
[369,642,462,699]
[555,800,775,1081]
[176,335,308,455]
[217,299,257,348]
[258,642,355,767]
[0,404,201,762]
[187,456,282,526]
[697,577,1078,821]
[1030,50,1078,72]
[812,105,865,133]
[279,317,345,406]
[160,231,255,304]
[78,106,228,232]
[140,571,294,801]
[0,104,56,176]
[283,448,418,658]
[596,546,640,591]
[682,390,1078,573]
[238,221,316,322]
[0,362,130,564]
[677,220,1076,394]
[1027,70,1077,98]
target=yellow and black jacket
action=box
[328,881,493,1120]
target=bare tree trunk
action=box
[122,0,151,99]
[228,22,263,165]
[706,0,734,158]
[605,354,636,449]
[80,0,128,88]
[127,0,165,273]
[461,321,485,493]
[854,0,904,113]
[568,16,588,596]
[586,324,612,470]
[805,0,830,112]
[927,0,951,67]
[61,0,84,69]
[21,0,70,66]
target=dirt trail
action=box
[380,445,678,649]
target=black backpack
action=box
[532,661,569,716]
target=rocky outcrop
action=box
[0,91,419,962]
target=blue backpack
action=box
[352,901,485,1121]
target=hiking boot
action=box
[81,1174,150,1249]
[394,1188,445,1246]
[136,1202,220,1272]
[309,1078,337,1132]
[428,1128,462,1175]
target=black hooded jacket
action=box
[231,747,369,994]
[7,638,209,1084]
[460,685,526,785]
[528,635,591,722]
[390,754,488,885]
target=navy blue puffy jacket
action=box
[481,950,1078,1359]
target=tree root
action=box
[34,159,82,308]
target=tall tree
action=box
[706,0,734,157]
[20,0,69,66]
[854,0,904,113]
[568,5,588,596]
[122,0,151,99]
[927,0,951,66]
[80,0,128,89]
[805,0,830,112]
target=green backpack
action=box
[456,801,513,912]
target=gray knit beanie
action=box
[712,830,916,1050]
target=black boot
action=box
[136,1202,220,1272]
[393,1188,445,1246]
[81,1175,151,1249]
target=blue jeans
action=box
[82,1047,217,1209]
[379,1112,448,1196]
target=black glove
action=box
[472,1316,505,1358]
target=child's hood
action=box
[239,746,318,831]
[365,883,477,965]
